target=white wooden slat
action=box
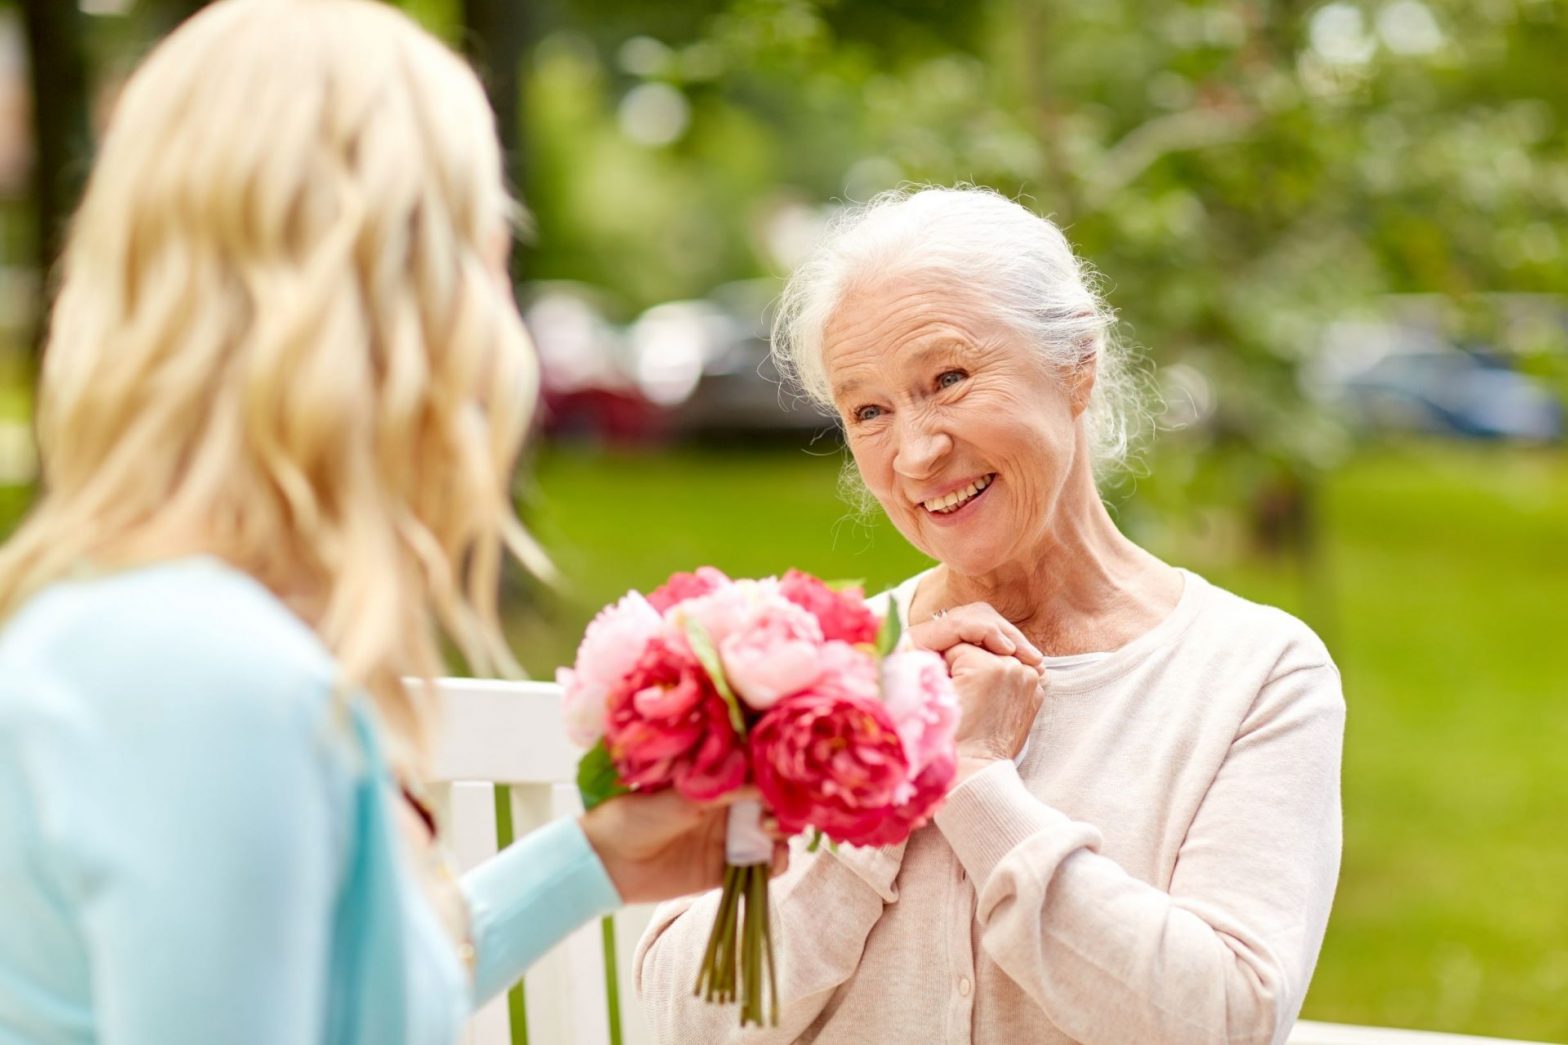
[426,678,579,785]
[503,783,581,1045]
[551,782,615,1045]
[1289,1021,1555,1045]
[438,780,509,1045]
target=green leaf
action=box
[806,829,825,853]
[683,616,748,736]
[874,597,902,658]
[577,738,631,812]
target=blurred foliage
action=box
[476,0,1568,526]
[5,0,1566,510]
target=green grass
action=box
[515,440,1568,1042]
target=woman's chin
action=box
[914,527,1012,578]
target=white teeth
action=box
[923,474,993,513]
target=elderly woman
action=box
[636,187,1344,1044]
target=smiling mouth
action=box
[921,474,996,515]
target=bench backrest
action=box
[425,677,655,1045]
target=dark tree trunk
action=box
[459,0,532,281]
[18,0,92,358]
[148,0,215,36]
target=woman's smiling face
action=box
[825,274,1088,577]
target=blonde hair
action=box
[0,0,543,766]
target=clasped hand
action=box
[906,603,1048,773]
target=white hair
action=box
[772,185,1148,478]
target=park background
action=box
[0,0,1564,1039]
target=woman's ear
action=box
[1068,343,1098,418]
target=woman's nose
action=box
[892,418,953,481]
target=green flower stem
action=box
[762,870,779,1027]
[691,862,780,1027]
[695,865,740,1001]
[750,866,765,1027]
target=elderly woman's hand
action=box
[908,603,1044,666]
[944,643,1046,776]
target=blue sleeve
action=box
[20,666,349,1044]
[461,817,622,1005]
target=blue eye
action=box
[854,404,883,423]
[937,370,966,389]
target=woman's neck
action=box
[924,465,1181,656]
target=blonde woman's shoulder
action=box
[0,555,339,726]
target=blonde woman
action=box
[0,2,769,1043]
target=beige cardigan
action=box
[636,569,1344,1044]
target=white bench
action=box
[425,677,1554,1045]
[1289,1024,1552,1045]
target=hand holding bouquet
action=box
[559,567,960,1027]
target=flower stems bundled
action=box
[694,863,778,1027]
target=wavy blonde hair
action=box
[0,0,544,766]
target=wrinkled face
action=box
[824,276,1086,576]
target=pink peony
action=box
[669,578,763,651]
[750,685,910,847]
[854,749,957,847]
[604,636,747,802]
[558,590,665,747]
[719,596,826,711]
[646,566,732,614]
[778,569,880,646]
[814,640,881,702]
[878,649,961,777]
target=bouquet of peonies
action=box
[559,566,960,1027]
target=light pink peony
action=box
[669,577,763,651]
[719,596,826,710]
[879,649,961,777]
[814,640,881,701]
[558,590,665,747]
[777,569,881,646]
[604,636,747,801]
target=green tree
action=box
[17,0,90,356]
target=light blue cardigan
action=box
[0,558,620,1044]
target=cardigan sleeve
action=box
[933,662,1344,1045]
[460,816,622,1006]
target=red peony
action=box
[604,635,747,801]
[749,685,910,847]
[777,569,880,646]
[647,566,732,614]
[853,750,957,847]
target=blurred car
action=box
[626,279,836,437]
[523,282,666,443]
[1304,320,1563,443]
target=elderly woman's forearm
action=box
[937,666,1343,1044]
